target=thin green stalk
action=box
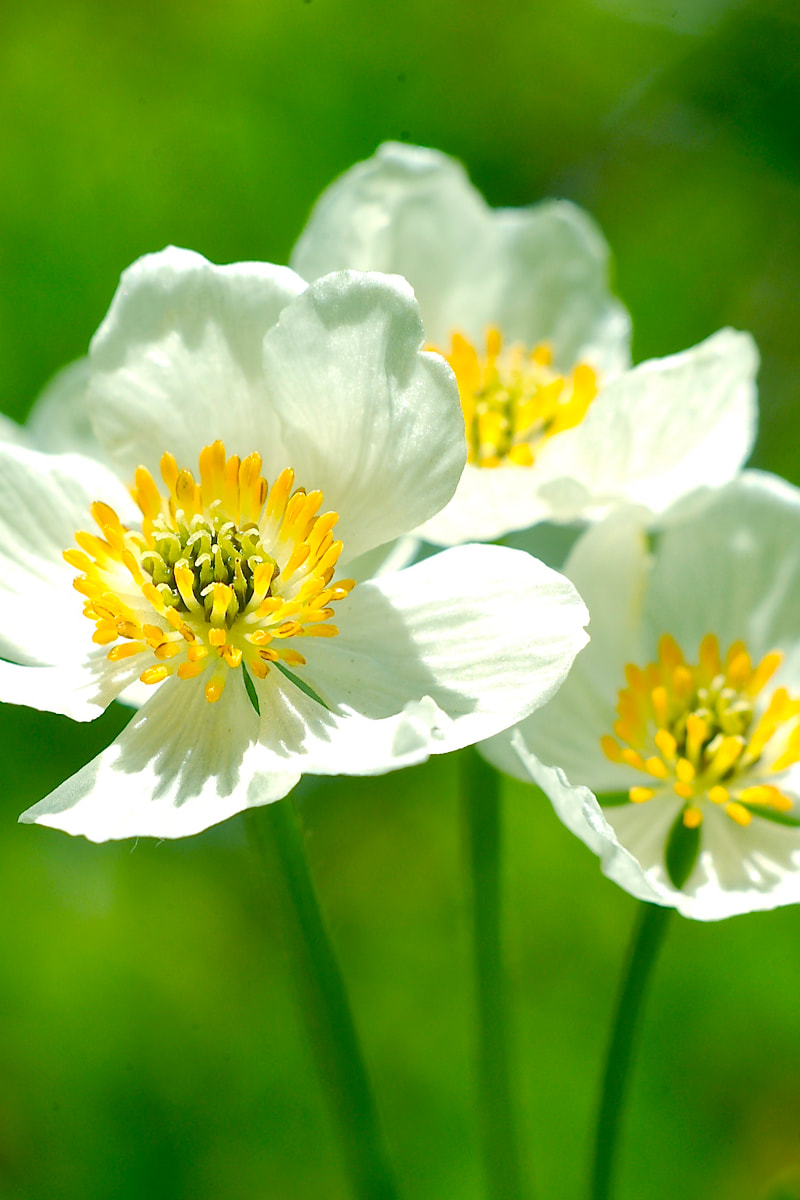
[462,747,532,1200]
[590,901,672,1200]
[246,797,401,1200]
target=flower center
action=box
[600,633,800,829]
[65,441,354,704]
[438,328,597,468]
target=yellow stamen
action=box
[66,441,354,705]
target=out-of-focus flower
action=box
[1,247,589,842]
[292,142,758,543]
[483,473,800,919]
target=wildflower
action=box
[483,473,800,919]
[292,143,757,543]
[2,247,589,841]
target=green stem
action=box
[462,747,532,1200]
[590,901,672,1200]
[246,797,401,1200]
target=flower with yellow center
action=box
[291,142,758,544]
[482,473,800,919]
[0,247,589,842]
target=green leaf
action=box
[598,791,633,807]
[665,811,701,890]
[742,804,800,828]
[274,662,331,710]
[241,662,260,716]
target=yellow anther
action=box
[209,583,233,626]
[699,633,722,680]
[208,628,227,647]
[154,642,182,660]
[726,801,752,827]
[223,645,243,669]
[710,736,744,777]
[651,686,669,727]
[134,467,162,520]
[683,807,703,829]
[748,650,783,697]
[140,665,170,686]
[658,633,684,671]
[644,757,669,779]
[629,787,656,804]
[249,658,269,679]
[708,786,729,805]
[106,643,145,661]
[177,660,207,680]
[676,758,696,784]
[738,785,793,812]
[654,729,677,760]
[601,735,623,763]
[205,678,225,703]
[281,649,307,668]
[685,713,708,761]
[674,782,694,800]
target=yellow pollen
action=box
[434,328,598,469]
[600,634,800,835]
[65,440,353,705]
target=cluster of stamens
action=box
[439,328,597,468]
[65,441,354,705]
[601,634,800,829]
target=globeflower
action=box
[292,142,758,543]
[482,473,800,919]
[1,247,589,842]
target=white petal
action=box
[0,647,145,721]
[508,736,665,904]
[486,203,630,375]
[0,410,31,446]
[261,270,465,560]
[297,543,589,754]
[20,674,302,842]
[87,246,306,479]
[534,328,758,519]
[0,444,138,666]
[644,471,800,662]
[26,359,106,460]
[485,510,649,790]
[419,462,558,545]
[253,670,443,778]
[291,143,489,345]
[292,144,630,370]
[342,534,421,582]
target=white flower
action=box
[0,359,104,459]
[292,142,758,543]
[1,247,589,842]
[483,472,800,920]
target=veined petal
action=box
[26,359,105,460]
[261,270,465,559]
[644,471,800,660]
[534,328,758,519]
[87,246,306,479]
[487,203,630,376]
[297,543,589,753]
[292,142,630,369]
[0,648,145,722]
[0,443,138,666]
[292,143,488,346]
[20,675,301,842]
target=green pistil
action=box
[140,513,278,621]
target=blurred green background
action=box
[1,0,800,1196]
